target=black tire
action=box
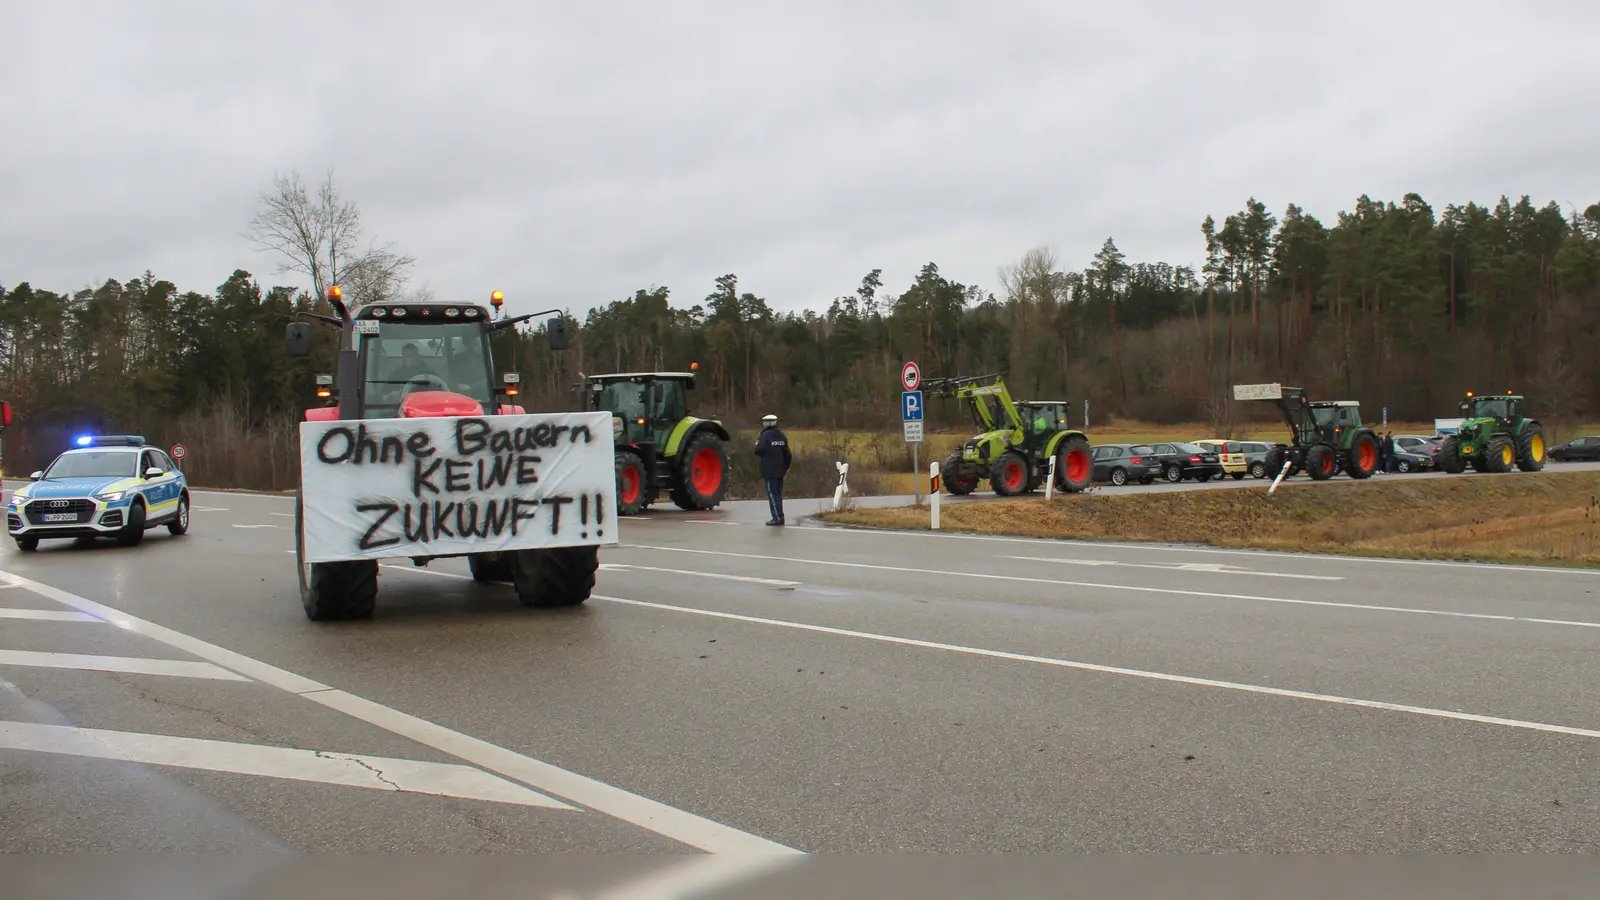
[1109,467,1127,486]
[1437,436,1465,473]
[468,552,513,583]
[117,500,146,547]
[1396,460,1412,473]
[615,449,649,516]
[1195,472,1213,483]
[1516,422,1547,472]
[1249,460,1268,479]
[1162,463,1183,484]
[1138,475,1154,485]
[669,430,728,511]
[990,451,1029,497]
[1346,431,1379,479]
[510,545,598,608]
[167,492,190,536]
[943,453,978,495]
[295,488,378,621]
[15,535,38,552]
[1305,444,1336,481]
[1486,435,1514,473]
[1054,434,1093,493]
[1232,472,1246,480]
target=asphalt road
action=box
[5,472,1600,885]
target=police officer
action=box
[754,413,792,526]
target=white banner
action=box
[1232,383,1284,401]
[298,412,618,563]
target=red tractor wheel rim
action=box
[1358,442,1376,470]
[1065,448,1090,483]
[691,447,723,495]
[1004,462,1025,489]
[620,466,640,504]
[1321,455,1334,474]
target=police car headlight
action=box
[93,489,126,502]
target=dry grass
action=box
[816,470,1600,568]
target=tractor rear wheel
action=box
[468,552,513,583]
[669,431,728,511]
[615,449,649,516]
[1517,423,1547,472]
[1054,435,1093,493]
[510,546,598,608]
[295,490,377,621]
[1487,435,1514,473]
[1305,444,1336,481]
[943,453,978,495]
[990,451,1029,497]
[1346,431,1379,479]
[1436,437,1465,473]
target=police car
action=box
[7,435,190,551]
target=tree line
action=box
[2,184,1597,488]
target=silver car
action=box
[1237,441,1275,479]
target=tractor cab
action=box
[579,370,731,516]
[1459,392,1518,427]
[584,372,693,448]
[1017,401,1070,449]
[1306,401,1361,444]
[286,289,568,422]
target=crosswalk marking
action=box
[0,607,100,622]
[0,721,575,809]
[0,649,250,681]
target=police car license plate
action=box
[42,513,77,522]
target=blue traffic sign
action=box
[902,390,923,421]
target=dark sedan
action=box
[1143,442,1225,483]
[1550,436,1600,462]
[1091,444,1162,486]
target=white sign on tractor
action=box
[298,411,618,564]
[1233,383,1284,401]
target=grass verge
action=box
[814,471,1600,568]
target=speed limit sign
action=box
[171,444,187,461]
[901,361,920,391]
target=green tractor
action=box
[1436,392,1546,474]
[581,371,731,515]
[1232,383,1379,481]
[925,374,1093,497]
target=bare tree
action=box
[246,168,415,307]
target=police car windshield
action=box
[44,450,137,480]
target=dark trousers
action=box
[765,477,785,521]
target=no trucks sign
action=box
[297,411,618,564]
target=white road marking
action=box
[626,544,1600,631]
[0,607,100,623]
[686,520,740,526]
[601,563,798,587]
[231,524,277,529]
[814,523,1600,576]
[269,512,295,517]
[593,593,1600,743]
[191,506,228,512]
[592,854,807,899]
[1005,556,1343,581]
[0,567,799,856]
[0,649,251,681]
[0,721,571,809]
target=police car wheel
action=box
[15,536,38,552]
[167,494,190,536]
[117,501,146,547]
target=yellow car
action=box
[1192,439,1249,480]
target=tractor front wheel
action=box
[295,489,377,620]
[510,546,598,608]
[1487,435,1514,473]
[943,454,978,495]
[1054,435,1093,493]
[1517,423,1547,472]
[990,451,1029,497]
[615,449,649,516]
[1347,431,1379,479]
[1305,444,1336,481]
[670,432,728,511]
[1436,437,1465,473]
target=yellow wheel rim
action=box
[1502,444,1513,466]
[1532,434,1545,461]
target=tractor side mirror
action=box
[545,317,570,351]
[1458,401,1469,413]
[286,322,313,357]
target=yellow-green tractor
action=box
[1436,392,1546,474]
[925,374,1093,497]
[582,371,731,515]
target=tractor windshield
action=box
[1310,407,1338,427]
[1471,398,1509,419]
[359,322,493,418]
[591,381,648,423]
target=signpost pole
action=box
[912,443,920,506]
[900,361,924,507]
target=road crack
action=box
[315,751,402,791]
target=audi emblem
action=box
[48,500,69,508]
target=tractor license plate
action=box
[42,513,77,522]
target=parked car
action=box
[1392,434,1439,459]
[1192,439,1249,480]
[1237,441,1275,479]
[1388,443,1435,473]
[1143,442,1224,483]
[1550,436,1600,462]
[1091,444,1162,486]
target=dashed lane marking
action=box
[0,607,100,622]
[0,649,251,681]
[1005,556,1344,580]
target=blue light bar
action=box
[74,434,145,447]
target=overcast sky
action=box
[4,1,1597,319]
